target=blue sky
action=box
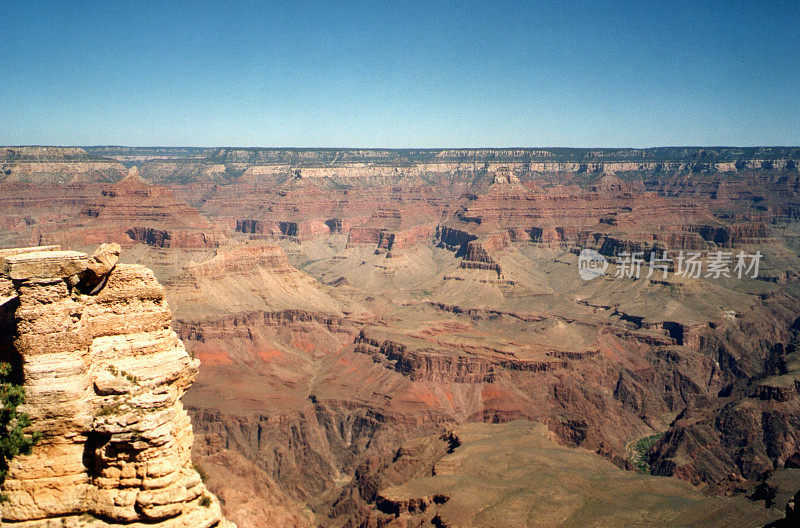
[1,0,798,147]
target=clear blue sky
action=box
[1,0,798,148]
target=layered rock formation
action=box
[649,293,800,488]
[70,169,219,249]
[165,242,342,320]
[3,146,800,527]
[361,421,779,528]
[0,244,233,527]
[1,147,127,184]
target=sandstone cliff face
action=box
[164,243,341,320]
[81,170,219,249]
[0,245,234,528]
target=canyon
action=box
[2,146,800,527]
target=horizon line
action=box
[5,144,800,150]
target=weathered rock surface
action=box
[0,246,234,528]
[649,294,800,488]
[165,243,343,320]
[3,147,800,526]
[362,421,780,528]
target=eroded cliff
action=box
[0,244,234,528]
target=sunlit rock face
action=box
[2,146,800,526]
[0,244,234,528]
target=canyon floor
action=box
[3,146,800,527]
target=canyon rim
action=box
[3,1,800,526]
[1,146,800,527]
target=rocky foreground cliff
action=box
[0,244,234,527]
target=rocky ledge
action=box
[0,244,234,527]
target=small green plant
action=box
[193,461,208,483]
[0,362,41,502]
[629,433,663,474]
[98,401,125,417]
[199,495,212,508]
[107,365,139,385]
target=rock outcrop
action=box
[0,245,234,527]
[164,243,342,320]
